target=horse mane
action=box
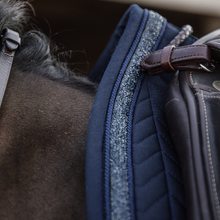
[0,0,97,94]
[0,2,96,219]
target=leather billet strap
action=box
[0,28,20,107]
[141,44,211,75]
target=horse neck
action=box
[0,69,95,220]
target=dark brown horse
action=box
[0,0,96,219]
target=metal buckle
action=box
[199,63,215,73]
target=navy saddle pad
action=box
[86,4,197,220]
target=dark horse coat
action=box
[0,1,197,220]
[0,0,96,219]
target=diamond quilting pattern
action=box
[132,73,186,220]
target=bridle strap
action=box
[0,28,20,107]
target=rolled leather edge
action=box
[165,71,216,220]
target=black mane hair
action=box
[0,0,97,93]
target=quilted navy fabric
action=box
[86,4,197,220]
[132,73,186,220]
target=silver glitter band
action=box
[109,11,164,220]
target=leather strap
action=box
[0,29,20,107]
[141,44,211,75]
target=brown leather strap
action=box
[141,44,211,75]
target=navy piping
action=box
[104,9,149,220]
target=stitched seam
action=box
[135,171,164,188]
[143,45,206,64]
[145,53,203,65]
[133,150,161,166]
[209,46,220,52]
[137,97,150,105]
[134,133,156,145]
[163,151,181,167]
[137,194,167,213]
[134,115,168,131]
[202,91,220,219]
[134,115,152,126]
[148,82,166,97]
[190,73,195,84]
[156,116,168,130]
[201,95,220,98]
[174,45,206,49]
[171,193,186,208]
[144,47,204,66]
[159,133,175,150]
[168,171,183,185]
[171,53,203,61]
[152,98,165,113]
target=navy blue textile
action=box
[86,5,145,220]
[132,73,186,220]
[86,4,197,220]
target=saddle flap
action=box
[164,32,220,220]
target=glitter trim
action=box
[105,11,165,220]
[104,10,149,220]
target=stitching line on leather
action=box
[145,53,204,65]
[173,45,206,50]
[209,46,220,52]
[146,45,206,57]
[189,72,198,86]
[143,45,206,64]
[201,95,220,98]
[202,91,220,220]
[171,54,203,61]
[190,73,194,85]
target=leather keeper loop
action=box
[161,45,175,73]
